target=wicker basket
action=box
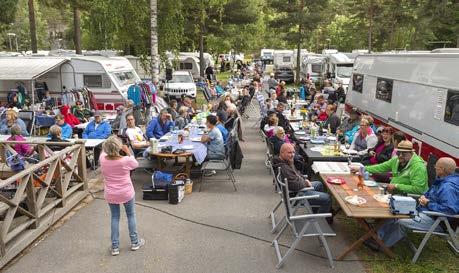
[175,173,193,195]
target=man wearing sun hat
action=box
[354,140,428,195]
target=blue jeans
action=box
[298,181,331,213]
[108,198,139,249]
[377,212,442,247]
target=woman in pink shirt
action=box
[99,136,144,256]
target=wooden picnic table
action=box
[320,173,409,260]
[150,151,194,178]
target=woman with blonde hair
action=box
[99,135,144,256]
[0,109,29,136]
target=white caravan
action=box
[347,52,459,162]
[0,55,141,110]
[300,53,325,83]
[179,52,214,69]
[321,49,354,89]
[273,50,294,68]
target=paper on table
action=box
[341,148,358,155]
[312,162,350,174]
[310,147,324,152]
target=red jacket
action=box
[61,105,80,127]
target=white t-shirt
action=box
[126,127,146,145]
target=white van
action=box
[347,52,459,161]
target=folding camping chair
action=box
[272,177,335,269]
[268,167,313,234]
[252,97,267,128]
[407,211,459,263]
[199,133,237,192]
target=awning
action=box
[0,57,69,80]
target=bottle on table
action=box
[357,166,365,190]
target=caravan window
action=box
[336,64,353,78]
[113,71,136,86]
[311,64,322,74]
[283,56,291,63]
[83,75,103,88]
[180,63,193,70]
[375,78,393,103]
[352,74,363,93]
[444,89,459,126]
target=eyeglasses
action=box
[396,151,410,156]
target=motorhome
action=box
[300,53,325,83]
[0,55,141,110]
[347,52,459,163]
[260,48,274,64]
[321,49,354,90]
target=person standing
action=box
[99,136,145,256]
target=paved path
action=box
[4,110,364,273]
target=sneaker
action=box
[204,170,217,177]
[131,238,145,251]
[110,247,120,256]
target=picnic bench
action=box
[320,173,409,260]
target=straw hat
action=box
[397,140,414,152]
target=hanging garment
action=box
[128,84,142,106]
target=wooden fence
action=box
[0,140,88,268]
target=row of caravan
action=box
[262,48,360,89]
[0,51,217,111]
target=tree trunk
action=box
[28,0,37,53]
[150,0,159,82]
[295,0,304,84]
[199,9,205,78]
[368,0,373,52]
[73,5,82,54]
[296,35,301,84]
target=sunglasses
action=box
[396,151,410,156]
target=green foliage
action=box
[0,0,458,55]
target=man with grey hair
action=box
[224,103,238,130]
[146,109,174,139]
[366,157,459,251]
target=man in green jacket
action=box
[353,140,428,195]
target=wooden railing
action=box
[0,140,88,268]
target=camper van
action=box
[321,49,354,90]
[0,55,141,110]
[261,49,274,64]
[347,52,459,163]
[300,54,325,83]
